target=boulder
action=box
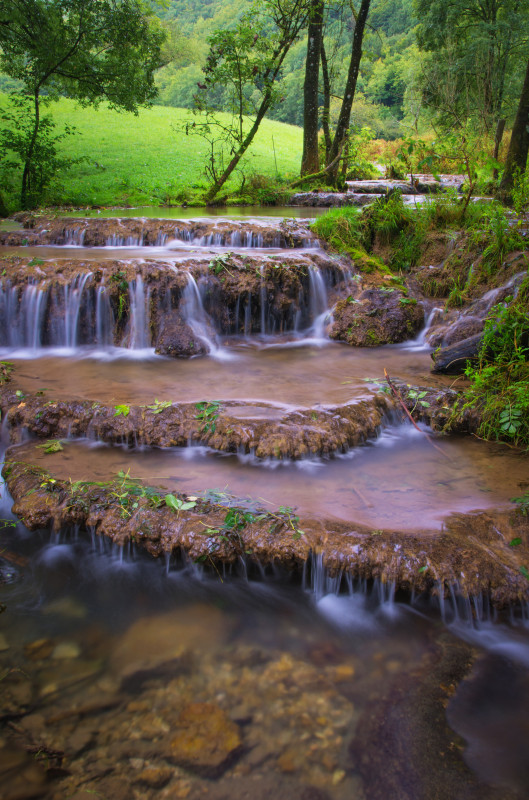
[154,311,208,358]
[330,289,424,346]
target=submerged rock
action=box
[168,703,242,777]
[350,637,512,800]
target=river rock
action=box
[330,288,424,346]
[110,606,229,689]
[154,310,209,358]
[351,636,514,800]
[168,702,242,777]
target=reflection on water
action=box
[65,205,332,220]
[14,427,529,530]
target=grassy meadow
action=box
[0,95,304,208]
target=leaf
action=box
[418,565,428,573]
[520,565,529,581]
[114,404,130,417]
[509,537,522,547]
[180,501,196,511]
[165,494,181,512]
[419,401,430,408]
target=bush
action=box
[461,273,529,447]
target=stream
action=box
[1,208,529,800]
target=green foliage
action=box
[512,168,529,215]
[0,0,166,208]
[165,493,197,514]
[0,93,303,207]
[0,361,14,384]
[461,274,529,447]
[195,400,221,433]
[145,399,172,413]
[0,94,81,209]
[37,439,64,454]
[114,404,131,417]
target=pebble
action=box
[52,641,81,660]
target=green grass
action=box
[0,95,303,208]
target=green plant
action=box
[114,404,130,417]
[165,494,196,515]
[37,439,64,454]
[144,399,172,414]
[208,253,234,275]
[459,273,529,446]
[195,401,221,433]
[0,361,13,384]
[512,168,529,214]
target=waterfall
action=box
[181,273,221,356]
[127,276,150,349]
[63,272,93,348]
[306,265,331,340]
[259,265,267,335]
[95,285,115,346]
[402,306,440,351]
[0,280,49,349]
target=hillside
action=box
[3,97,303,208]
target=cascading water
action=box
[181,272,223,357]
[63,272,93,348]
[306,265,331,340]
[95,285,115,347]
[126,276,150,349]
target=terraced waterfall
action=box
[1,210,529,800]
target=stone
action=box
[0,633,9,651]
[134,765,174,788]
[155,310,208,359]
[330,288,424,346]
[52,642,81,660]
[168,703,242,778]
[24,638,54,661]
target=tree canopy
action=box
[0,0,166,206]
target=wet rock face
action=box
[330,288,424,346]
[290,192,372,207]
[0,384,393,460]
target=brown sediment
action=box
[2,452,529,607]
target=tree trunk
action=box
[493,117,506,179]
[21,90,40,210]
[0,191,8,218]
[320,40,332,164]
[300,0,324,176]
[500,56,529,196]
[204,102,271,203]
[326,0,371,185]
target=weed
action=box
[165,494,196,515]
[0,361,13,384]
[208,253,234,275]
[144,399,172,414]
[37,440,64,454]
[114,404,130,417]
[195,401,221,434]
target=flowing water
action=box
[1,208,529,800]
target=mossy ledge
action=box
[3,454,529,608]
[0,385,394,460]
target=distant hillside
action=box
[154,0,418,138]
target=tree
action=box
[190,0,310,203]
[500,55,529,195]
[0,0,165,208]
[300,0,324,175]
[326,0,371,183]
[415,0,529,131]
